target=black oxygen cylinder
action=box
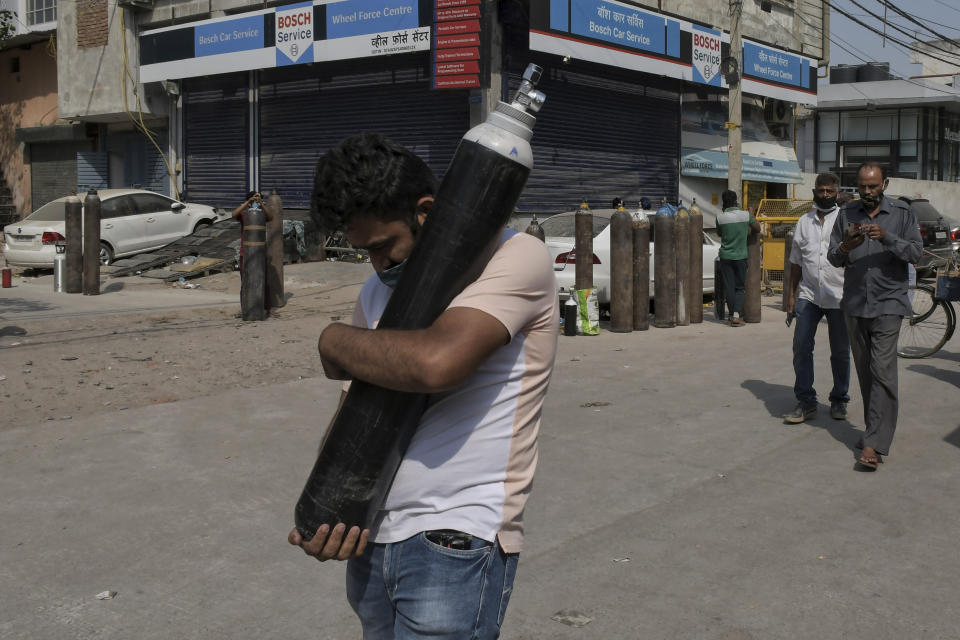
[82,189,101,296]
[64,195,83,294]
[241,204,267,321]
[294,64,547,540]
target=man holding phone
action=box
[827,163,922,469]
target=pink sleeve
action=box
[447,233,557,337]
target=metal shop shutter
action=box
[259,63,469,209]
[509,64,681,215]
[30,142,88,209]
[104,130,169,194]
[183,74,248,207]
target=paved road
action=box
[1,280,958,639]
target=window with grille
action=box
[26,0,56,26]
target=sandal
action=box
[856,447,883,469]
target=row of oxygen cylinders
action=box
[526,198,707,333]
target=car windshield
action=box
[910,201,942,223]
[24,200,66,222]
[540,214,611,238]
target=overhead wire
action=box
[932,0,960,16]
[825,1,960,68]
[877,0,960,50]
[846,13,960,36]
[844,0,960,63]
[793,8,960,97]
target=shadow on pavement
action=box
[742,378,863,454]
[943,425,960,450]
[741,379,796,419]
[907,363,960,389]
[102,281,125,294]
[928,348,959,364]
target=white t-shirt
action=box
[790,207,845,309]
[349,229,559,553]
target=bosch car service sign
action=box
[692,25,722,86]
[276,2,314,66]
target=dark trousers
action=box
[719,258,747,317]
[793,299,850,406]
[845,314,903,455]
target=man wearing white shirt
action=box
[784,172,850,423]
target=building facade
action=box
[0,0,63,220]
[35,0,826,224]
[811,64,960,188]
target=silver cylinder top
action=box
[510,63,546,115]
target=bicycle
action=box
[897,282,956,358]
[897,251,958,359]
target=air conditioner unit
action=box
[763,98,792,138]
[764,99,790,124]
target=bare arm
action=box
[317,306,511,394]
[232,198,252,220]
[786,263,802,313]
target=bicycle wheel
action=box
[898,284,955,358]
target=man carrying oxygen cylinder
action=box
[287,133,558,638]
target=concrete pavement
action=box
[0,270,239,321]
[1,292,959,639]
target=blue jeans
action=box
[792,298,851,406]
[719,258,747,316]
[346,532,519,639]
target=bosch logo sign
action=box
[277,12,311,29]
[693,33,721,50]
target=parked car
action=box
[542,208,721,304]
[894,196,958,275]
[2,189,226,268]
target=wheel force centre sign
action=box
[140,0,430,83]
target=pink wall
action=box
[1,39,63,216]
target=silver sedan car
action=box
[3,189,225,268]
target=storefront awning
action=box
[680,93,803,184]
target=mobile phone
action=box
[425,530,473,550]
[846,222,861,236]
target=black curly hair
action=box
[310,132,438,233]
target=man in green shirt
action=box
[716,190,760,326]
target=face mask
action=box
[859,190,884,211]
[375,203,427,289]
[813,196,837,211]
[377,259,407,289]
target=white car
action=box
[3,189,225,268]
[542,208,720,304]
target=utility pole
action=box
[727,0,743,205]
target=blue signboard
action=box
[195,14,264,57]
[743,41,809,90]
[326,0,419,39]
[567,0,668,56]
